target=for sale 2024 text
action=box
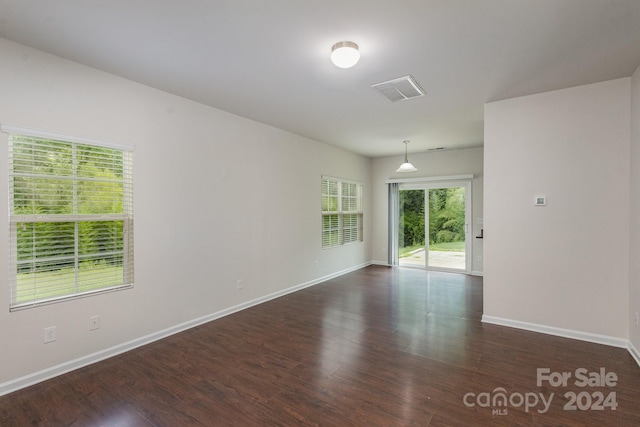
[537,367,618,411]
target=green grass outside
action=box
[399,240,465,257]
[16,265,124,303]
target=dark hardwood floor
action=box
[1,265,639,426]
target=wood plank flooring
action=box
[1,266,639,426]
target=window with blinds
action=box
[4,126,134,310]
[321,176,363,248]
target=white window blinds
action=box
[321,176,363,248]
[5,126,134,310]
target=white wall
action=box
[0,38,371,389]
[630,65,640,354]
[371,147,484,273]
[484,78,631,340]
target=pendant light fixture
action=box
[396,140,418,172]
[331,41,360,68]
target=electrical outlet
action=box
[635,312,639,327]
[89,315,100,331]
[236,279,243,290]
[44,326,56,343]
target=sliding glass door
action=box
[398,181,471,272]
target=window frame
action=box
[3,125,134,310]
[321,176,363,248]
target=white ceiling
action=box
[1,0,640,158]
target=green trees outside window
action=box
[8,133,133,309]
[400,188,465,254]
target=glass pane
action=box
[398,190,425,266]
[16,222,75,265]
[341,182,359,212]
[78,220,124,256]
[12,137,73,176]
[427,187,466,270]
[322,214,339,247]
[15,220,126,304]
[343,214,360,244]
[16,257,76,304]
[322,230,339,247]
[322,214,338,230]
[77,180,124,214]
[77,145,124,178]
[78,253,125,289]
[322,179,339,212]
[321,195,338,212]
[12,177,74,215]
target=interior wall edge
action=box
[628,341,640,367]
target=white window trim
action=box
[1,124,134,152]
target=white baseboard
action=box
[471,270,484,276]
[482,315,629,348]
[371,260,390,266]
[628,341,640,367]
[0,262,371,397]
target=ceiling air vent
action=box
[371,75,425,102]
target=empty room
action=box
[1,1,640,426]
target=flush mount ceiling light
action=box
[396,140,418,172]
[331,41,360,68]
